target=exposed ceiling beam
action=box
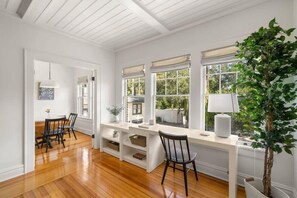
[117,0,169,34]
[16,0,31,18]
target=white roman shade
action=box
[122,64,145,78]
[201,46,238,66]
[77,76,88,84]
[151,54,191,73]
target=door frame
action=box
[24,49,101,173]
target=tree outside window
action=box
[155,68,189,128]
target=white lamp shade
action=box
[208,94,239,113]
[40,80,60,88]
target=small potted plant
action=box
[234,19,297,198]
[106,105,123,122]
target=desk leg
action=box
[229,147,238,198]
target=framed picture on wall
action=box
[38,82,54,100]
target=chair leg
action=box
[183,164,188,196]
[192,161,198,181]
[68,128,71,138]
[60,134,65,148]
[173,162,176,172]
[46,136,50,152]
[72,128,77,140]
[161,160,170,184]
[35,138,40,149]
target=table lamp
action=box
[208,94,239,138]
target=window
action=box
[122,65,145,124]
[152,55,191,128]
[132,103,142,115]
[77,76,92,118]
[202,46,245,136]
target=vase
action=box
[244,178,289,198]
[114,115,119,123]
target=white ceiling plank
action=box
[156,0,204,19]
[47,0,81,26]
[6,0,22,12]
[34,0,66,24]
[55,0,96,29]
[117,0,169,34]
[103,27,157,48]
[88,13,137,40]
[22,0,51,23]
[94,18,142,42]
[63,0,110,32]
[84,9,132,39]
[72,1,122,35]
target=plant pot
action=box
[244,178,289,198]
[114,115,119,123]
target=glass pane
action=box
[126,97,144,123]
[166,79,177,95]
[155,96,188,128]
[139,78,145,95]
[207,65,220,74]
[157,72,165,79]
[206,74,219,94]
[166,70,177,78]
[156,80,165,95]
[178,77,189,94]
[221,73,236,93]
[221,63,237,73]
[127,79,133,95]
[178,69,189,77]
[134,79,140,95]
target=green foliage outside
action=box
[234,19,297,197]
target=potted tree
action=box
[234,19,297,197]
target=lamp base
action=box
[214,114,231,138]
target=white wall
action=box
[0,12,115,181]
[115,0,295,195]
[34,61,75,121]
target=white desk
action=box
[100,123,238,198]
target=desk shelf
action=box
[102,147,120,158]
[122,135,147,152]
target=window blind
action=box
[151,54,191,73]
[122,64,145,78]
[201,46,238,66]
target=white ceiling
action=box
[0,0,269,51]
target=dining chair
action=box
[159,131,198,196]
[41,117,66,152]
[63,113,78,140]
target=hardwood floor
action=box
[0,132,246,198]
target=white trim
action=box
[0,165,24,182]
[74,126,92,136]
[195,160,295,197]
[24,49,100,174]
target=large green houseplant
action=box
[235,19,297,197]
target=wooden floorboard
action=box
[0,132,246,198]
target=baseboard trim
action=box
[0,164,24,182]
[74,126,92,136]
[196,160,295,197]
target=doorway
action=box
[24,49,100,173]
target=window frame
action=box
[77,79,92,119]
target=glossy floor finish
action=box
[0,132,246,198]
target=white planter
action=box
[244,178,289,198]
